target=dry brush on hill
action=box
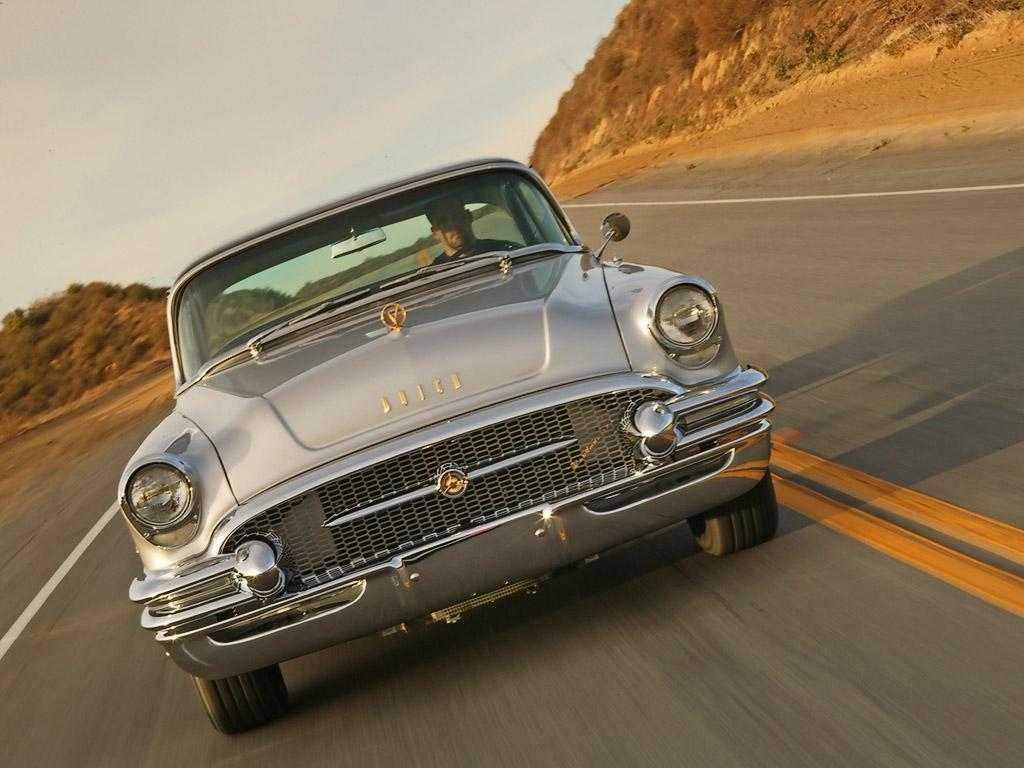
[0,282,168,436]
[531,0,1021,182]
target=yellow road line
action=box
[773,476,1024,618]
[773,443,1024,567]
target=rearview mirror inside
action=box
[331,227,387,259]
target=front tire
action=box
[689,473,778,556]
[191,664,288,734]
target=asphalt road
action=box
[2,133,1023,766]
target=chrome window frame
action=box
[166,160,581,389]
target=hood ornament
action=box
[380,302,407,332]
[436,464,469,498]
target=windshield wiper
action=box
[377,250,512,291]
[233,246,571,363]
[246,254,513,359]
[245,286,375,359]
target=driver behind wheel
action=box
[424,195,513,263]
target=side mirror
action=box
[601,212,631,242]
[594,212,630,261]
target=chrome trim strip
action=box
[148,574,241,617]
[208,580,371,645]
[142,591,257,632]
[322,436,578,528]
[674,395,773,448]
[584,450,736,515]
[130,553,238,603]
[152,580,367,642]
[665,366,767,416]
[681,392,759,430]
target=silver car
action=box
[119,159,778,733]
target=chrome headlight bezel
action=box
[121,457,199,539]
[647,278,720,352]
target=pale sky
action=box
[0,0,626,317]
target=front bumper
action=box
[132,367,774,678]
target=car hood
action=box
[176,253,629,502]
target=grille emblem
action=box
[436,464,469,498]
[380,302,407,332]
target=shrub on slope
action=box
[1,282,168,423]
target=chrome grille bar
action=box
[467,437,578,479]
[322,437,577,528]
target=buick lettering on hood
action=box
[119,160,778,733]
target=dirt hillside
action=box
[532,1,1024,198]
[0,282,170,442]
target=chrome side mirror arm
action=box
[593,212,631,262]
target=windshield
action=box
[173,170,574,380]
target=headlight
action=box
[125,463,194,529]
[652,284,718,349]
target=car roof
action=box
[172,157,531,285]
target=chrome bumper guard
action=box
[131,367,774,674]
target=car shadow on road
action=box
[767,244,1024,494]
[286,524,696,707]
[284,505,806,720]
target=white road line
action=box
[562,181,1024,208]
[0,503,120,664]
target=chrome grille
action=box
[225,388,659,588]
